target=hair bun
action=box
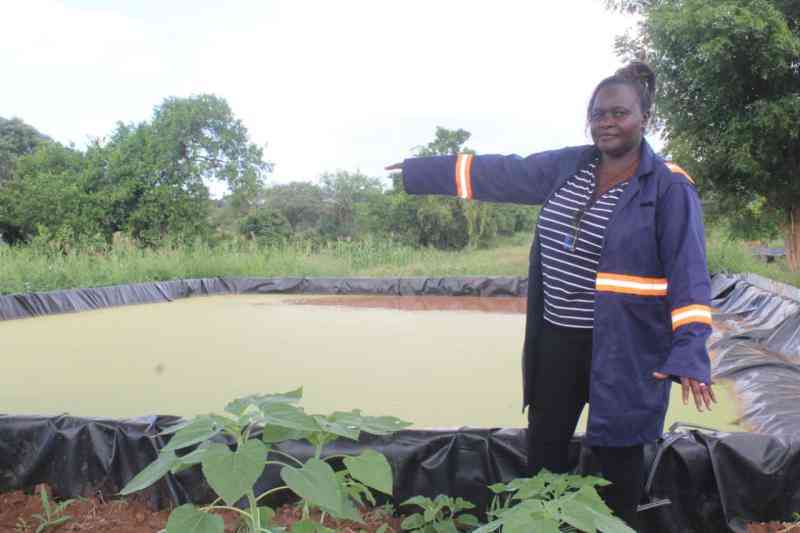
[615,61,656,98]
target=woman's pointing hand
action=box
[653,372,717,412]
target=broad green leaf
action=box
[328,410,412,435]
[162,417,224,452]
[400,513,425,530]
[423,505,439,522]
[432,521,459,533]
[280,458,344,518]
[225,388,303,416]
[573,485,613,514]
[376,525,389,533]
[591,511,637,533]
[402,495,432,508]
[337,471,375,507]
[170,445,210,474]
[471,519,505,533]
[336,496,364,524]
[456,513,480,527]
[577,474,612,488]
[261,404,319,433]
[159,419,192,435]
[453,497,475,511]
[560,499,598,533]
[257,506,276,529]
[488,482,508,494]
[165,504,224,533]
[202,440,267,505]
[518,517,560,533]
[314,416,361,441]
[261,425,312,444]
[290,520,335,533]
[120,451,177,495]
[512,475,548,500]
[342,449,393,496]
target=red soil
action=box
[0,485,402,533]
[288,295,526,314]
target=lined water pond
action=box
[1,294,743,431]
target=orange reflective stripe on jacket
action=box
[595,272,668,296]
[671,304,712,330]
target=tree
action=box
[0,95,271,246]
[607,0,800,269]
[240,209,292,245]
[319,170,385,240]
[391,126,538,249]
[0,117,49,185]
[0,141,105,245]
[103,95,271,244]
[265,182,325,233]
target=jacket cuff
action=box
[656,324,712,384]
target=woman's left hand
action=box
[653,372,717,412]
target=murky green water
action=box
[0,295,742,431]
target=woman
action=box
[386,62,716,529]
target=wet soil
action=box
[0,485,402,533]
[747,522,800,532]
[287,295,526,314]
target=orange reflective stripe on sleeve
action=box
[665,162,695,184]
[455,154,474,199]
[671,304,712,330]
[595,272,668,296]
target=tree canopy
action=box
[0,94,270,245]
[608,0,800,268]
[0,117,49,185]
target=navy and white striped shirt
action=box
[537,162,628,329]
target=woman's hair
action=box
[587,61,656,120]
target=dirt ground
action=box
[287,295,527,314]
[747,522,800,533]
[2,485,798,532]
[0,485,402,533]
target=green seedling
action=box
[14,517,30,533]
[400,494,480,532]
[121,387,412,533]
[777,513,800,533]
[478,470,635,533]
[30,486,75,533]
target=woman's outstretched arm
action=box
[387,147,583,206]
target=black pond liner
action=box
[1,275,799,532]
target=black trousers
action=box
[526,321,644,530]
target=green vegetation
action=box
[0,96,269,247]
[607,0,800,270]
[480,472,634,533]
[0,233,534,295]
[29,486,75,533]
[400,495,480,532]
[121,389,641,532]
[0,107,538,259]
[706,226,800,287]
[120,388,411,533]
[1,226,799,296]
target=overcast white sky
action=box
[0,1,638,191]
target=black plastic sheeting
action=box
[710,274,800,437]
[3,416,800,532]
[0,277,528,322]
[1,275,800,531]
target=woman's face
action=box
[589,84,648,158]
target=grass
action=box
[706,227,800,287]
[0,233,534,295]
[0,227,797,295]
